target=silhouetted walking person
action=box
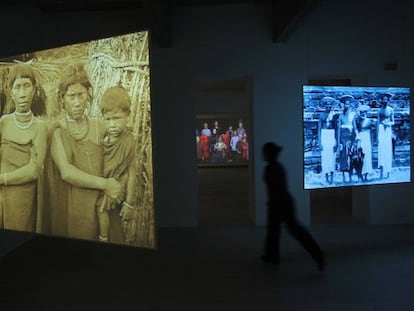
[261,142,325,270]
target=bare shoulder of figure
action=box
[0,114,13,129]
[0,114,13,122]
[49,119,64,137]
[33,117,47,126]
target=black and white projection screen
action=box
[303,85,410,190]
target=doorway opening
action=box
[195,77,254,228]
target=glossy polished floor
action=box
[1,167,414,310]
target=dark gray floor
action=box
[1,168,414,310]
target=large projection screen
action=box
[0,31,155,248]
[303,85,411,190]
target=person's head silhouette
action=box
[262,142,282,162]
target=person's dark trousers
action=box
[263,208,282,263]
[264,204,324,267]
[284,215,324,264]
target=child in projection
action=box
[349,139,364,182]
[96,86,137,243]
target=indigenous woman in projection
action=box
[377,93,394,179]
[318,96,337,185]
[0,64,48,232]
[48,64,123,241]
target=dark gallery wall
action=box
[152,0,414,226]
[0,0,413,243]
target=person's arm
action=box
[376,111,381,143]
[120,159,138,222]
[389,108,395,126]
[50,128,123,201]
[353,116,359,139]
[337,116,342,149]
[125,160,137,207]
[0,121,47,185]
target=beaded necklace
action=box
[13,111,34,130]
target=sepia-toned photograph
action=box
[0,31,155,249]
[303,85,410,190]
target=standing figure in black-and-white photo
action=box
[337,95,356,182]
[338,95,356,145]
[318,96,337,185]
[377,93,394,179]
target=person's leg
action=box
[262,210,281,264]
[285,213,325,270]
[262,224,281,264]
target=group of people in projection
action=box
[318,93,395,184]
[0,63,138,245]
[196,120,249,163]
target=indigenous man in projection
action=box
[318,96,337,185]
[49,64,123,241]
[377,93,394,179]
[96,86,137,243]
[0,64,48,232]
[337,94,356,182]
[353,104,375,182]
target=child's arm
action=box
[120,159,138,222]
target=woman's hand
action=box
[104,178,124,203]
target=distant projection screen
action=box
[0,31,155,249]
[303,85,410,190]
[196,115,250,166]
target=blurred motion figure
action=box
[261,142,325,270]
